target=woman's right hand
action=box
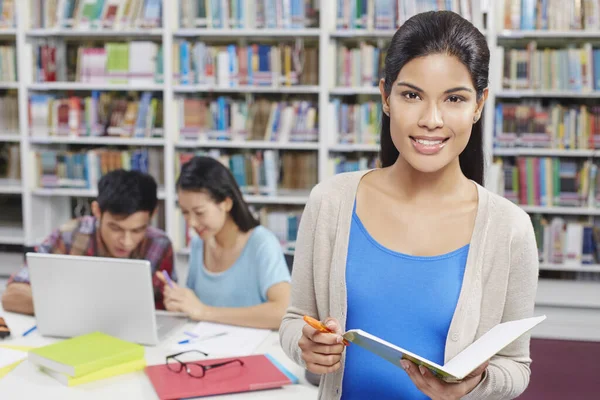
[298,317,346,374]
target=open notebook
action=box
[343,315,546,383]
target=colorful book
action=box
[41,357,146,386]
[28,332,144,378]
[145,354,297,400]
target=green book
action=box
[28,332,144,378]
[41,357,146,386]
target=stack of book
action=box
[27,332,146,387]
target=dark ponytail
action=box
[379,11,489,185]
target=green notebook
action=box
[28,332,144,378]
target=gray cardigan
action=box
[280,170,539,400]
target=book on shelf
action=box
[328,99,381,145]
[494,102,600,149]
[0,0,14,28]
[33,40,163,85]
[335,0,478,31]
[178,0,318,29]
[177,149,317,195]
[328,155,378,177]
[173,41,318,87]
[336,42,386,88]
[494,157,597,207]
[496,0,600,31]
[34,148,164,189]
[31,0,163,30]
[498,41,600,92]
[0,143,20,181]
[530,215,600,282]
[0,95,19,133]
[176,97,317,142]
[0,45,17,82]
[257,206,302,249]
[28,92,163,138]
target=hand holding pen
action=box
[298,315,348,375]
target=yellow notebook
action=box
[28,332,144,377]
[41,357,146,386]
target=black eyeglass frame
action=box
[166,350,245,378]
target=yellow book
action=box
[28,332,144,378]
[41,357,146,386]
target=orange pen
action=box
[303,315,350,346]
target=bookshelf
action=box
[0,1,597,340]
[488,0,600,341]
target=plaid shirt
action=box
[9,216,176,310]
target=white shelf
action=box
[330,29,398,38]
[26,28,164,37]
[329,86,380,95]
[0,225,24,245]
[174,28,320,37]
[493,148,596,157]
[540,263,600,273]
[0,28,16,36]
[32,187,166,200]
[537,279,600,308]
[496,90,600,98]
[0,179,22,194]
[498,30,600,39]
[175,140,319,150]
[329,143,379,152]
[29,136,165,146]
[28,82,164,91]
[0,133,20,142]
[0,82,18,89]
[520,206,600,216]
[173,85,320,94]
[243,192,310,205]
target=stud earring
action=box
[473,115,480,123]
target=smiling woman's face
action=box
[381,53,486,174]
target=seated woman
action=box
[157,156,291,330]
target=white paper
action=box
[172,322,272,357]
[0,348,28,369]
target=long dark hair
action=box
[380,11,489,185]
[176,156,259,232]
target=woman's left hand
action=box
[156,272,208,320]
[400,359,488,400]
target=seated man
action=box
[1,169,176,315]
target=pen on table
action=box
[162,270,175,288]
[178,332,228,345]
[22,325,37,337]
[303,315,349,346]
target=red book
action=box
[145,354,298,400]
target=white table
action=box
[0,307,318,399]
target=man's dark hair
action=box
[97,169,158,216]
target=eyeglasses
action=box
[166,350,245,378]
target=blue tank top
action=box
[341,202,468,400]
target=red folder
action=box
[145,354,298,399]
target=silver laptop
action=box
[27,253,187,346]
